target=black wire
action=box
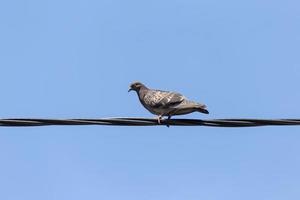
[0,118,300,127]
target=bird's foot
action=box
[157,115,162,124]
[166,116,171,128]
[156,115,171,128]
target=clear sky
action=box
[0,0,300,199]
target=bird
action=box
[128,81,209,124]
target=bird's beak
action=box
[128,88,133,92]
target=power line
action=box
[0,118,300,127]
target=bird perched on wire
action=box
[128,81,209,124]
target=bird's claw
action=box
[157,115,162,124]
[157,115,171,128]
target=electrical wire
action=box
[0,118,300,127]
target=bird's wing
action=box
[144,90,185,108]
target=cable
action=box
[0,118,300,127]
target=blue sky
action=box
[0,0,300,199]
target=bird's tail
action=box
[196,104,209,114]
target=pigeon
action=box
[128,81,209,123]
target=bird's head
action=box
[128,81,146,92]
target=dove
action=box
[128,81,209,123]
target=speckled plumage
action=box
[129,82,209,122]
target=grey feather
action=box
[143,90,184,108]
